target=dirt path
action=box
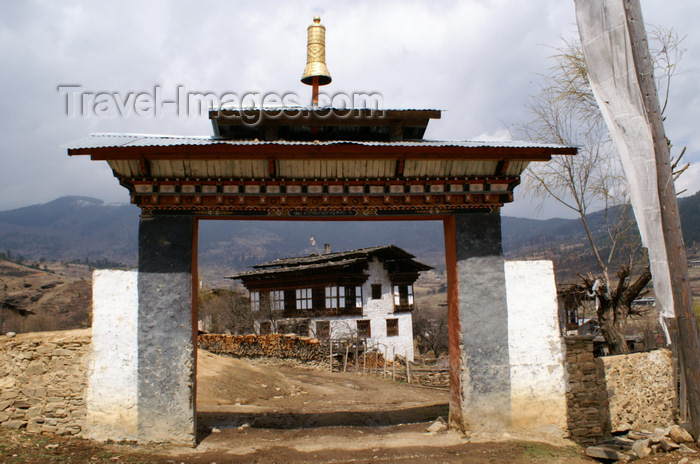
[165,426,591,464]
[179,352,593,463]
[197,351,449,431]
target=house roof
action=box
[227,244,432,280]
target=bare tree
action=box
[516,31,686,354]
[198,287,253,334]
[412,303,448,358]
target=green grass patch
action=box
[520,441,584,462]
[522,442,557,458]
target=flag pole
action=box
[623,0,700,438]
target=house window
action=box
[270,290,285,311]
[393,284,414,310]
[279,319,309,336]
[296,288,313,310]
[259,321,272,335]
[371,284,382,299]
[386,318,399,337]
[344,286,363,310]
[357,319,371,338]
[312,287,325,311]
[325,286,346,309]
[250,291,260,311]
[316,320,330,339]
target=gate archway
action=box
[69,107,575,444]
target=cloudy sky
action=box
[1,0,698,219]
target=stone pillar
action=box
[444,211,510,432]
[137,215,197,445]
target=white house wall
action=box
[305,258,414,362]
[362,258,414,361]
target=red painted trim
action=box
[443,215,463,427]
[191,219,199,424]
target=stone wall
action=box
[565,337,677,443]
[598,349,675,433]
[564,337,610,444]
[0,329,90,436]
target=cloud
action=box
[1,0,698,220]
[675,162,700,198]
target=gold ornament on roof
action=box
[301,15,332,86]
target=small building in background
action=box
[228,245,431,361]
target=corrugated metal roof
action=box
[212,106,444,112]
[227,244,430,280]
[65,133,576,151]
[227,257,367,279]
[252,245,414,269]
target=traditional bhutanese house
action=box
[228,245,431,361]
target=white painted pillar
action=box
[86,270,139,441]
[505,260,567,437]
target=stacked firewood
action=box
[357,350,386,370]
[199,333,323,361]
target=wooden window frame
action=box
[393,284,414,312]
[296,288,313,310]
[325,286,346,311]
[386,318,399,337]
[341,286,363,314]
[316,320,330,339]
[356,319,371,338]
[371,284,382,300]
[270,290,285,311]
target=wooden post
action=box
[383,347,387,379]
[406,354,412,384]
[362,344,367,375]
[329,340,333,373]
[343,342,349,373]
[354,339,359,372]
[625,0,700,438]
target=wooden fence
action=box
[324,338,448,389]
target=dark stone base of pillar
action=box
[447,212,510,431]
[137,215,196,444]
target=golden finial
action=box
[301,15,332,87]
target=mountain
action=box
[0,197,446,277]
[680,190,700,247]
[0,197,139,265]
[0,193,698,284]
